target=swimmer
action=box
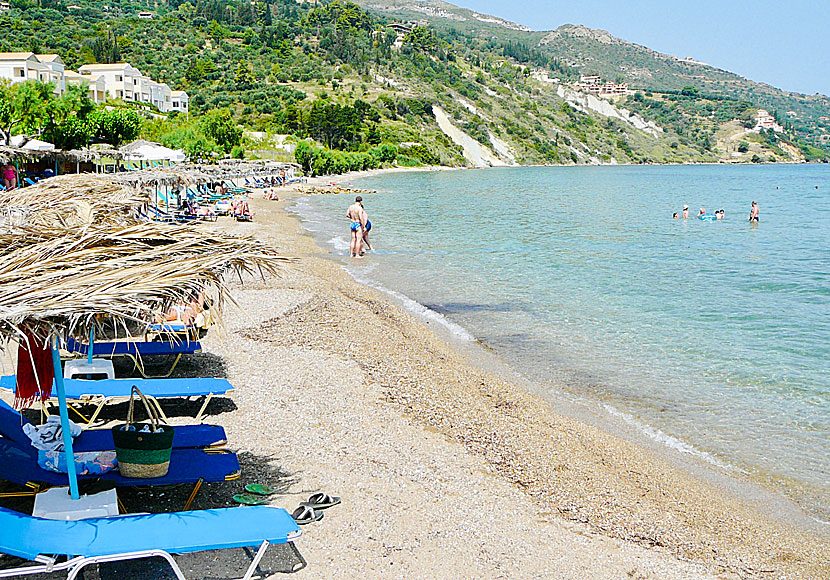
[716,209,725,220]
[346,196,365,258]
[673,212,679,219]
[698,207,706,217]
[749,201,759,222]
[682,205,689,219]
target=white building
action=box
[64,70,107,103]
[171,90,189,113]
[0,52,65,95]
[755,109,784,133]
[78,63,178,112]
[34,54,65,94]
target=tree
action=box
[234,60,255,90]
[91,108,141,147]
[680,86,699,97]
[0,80,54,144]
[44,85,98,149]
[200,108,242,153]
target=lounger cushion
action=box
[1,376,232,399]
[0,399,226,451]
[65,338,201,356]
[0,505,299,561]
[0,436,240,487]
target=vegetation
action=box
[0,0,826,170]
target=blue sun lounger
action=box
[0,505,301,580]
[65,337,202,378]
[0,434,240,491]
[0,399,227,451]
[0,375,234,424]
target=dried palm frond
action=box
[0,222,292,345]
[0,174,146,230]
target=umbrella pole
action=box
[51,336,80,500]
[88,327,94,364]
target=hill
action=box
[0,0,827,172]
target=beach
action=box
[189,181,828,580]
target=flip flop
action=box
[292,505,323,525]
[244,483,276,496]
[233,493,267,506]
[299,492,341,510]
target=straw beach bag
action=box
[112,386,174,478]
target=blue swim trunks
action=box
[365,220,371,232]
[350,221,361,232]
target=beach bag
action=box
[111,386,174,478]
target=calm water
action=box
[292,165,829,516]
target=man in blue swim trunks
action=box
[346,196,365,258]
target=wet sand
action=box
[199,185,828,579]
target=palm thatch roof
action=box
[0,175,145,230]
[0,172,292,347]
[0,222,290,344]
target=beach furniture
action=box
[0,398,227,451]
[0,505,301,580]
[0,375,233,424]
[0,434,240,491]
[65,337,202,377]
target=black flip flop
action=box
[299,492,341,510]
[292,505,323,525]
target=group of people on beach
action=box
[672,201,759,222]
[346,196,372,258]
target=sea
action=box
[290,164,829,523]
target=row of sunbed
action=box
[0,335,302,579]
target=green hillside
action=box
[1,0,828,172]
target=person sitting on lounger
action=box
[158,291,205,326]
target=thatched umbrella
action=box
[0,178,291,499]
[0,174,145,230]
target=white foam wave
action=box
[328,236,350,251]
[346,267,475,342]
[603,404,740,472]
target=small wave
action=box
[328,236,350,251]
[603,404,741,472]
[346,267,475,342]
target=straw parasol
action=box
[0,174,145,230]
[0,172,291,501]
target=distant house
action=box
[387,22,415,48]
[755,109,783,132]
[66,4,82,10]
[137,11,153,19]
[0,53,65,95]
[0,3,11,11]
[78,62,176,112]
[64,70,107,103]
[171,90,189,113]
[572,74,630,97]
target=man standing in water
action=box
[360,201,373,252]
[347,196,365,258]
[749,201,759,222]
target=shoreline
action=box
[211,182,829,578]
[290,165,829,530]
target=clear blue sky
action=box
[451,0,829,97]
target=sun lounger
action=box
[0,375,233,423]
[0,399,227,451]
[0,434,240,490]
[65,337,201,377]
[0,504,301,580]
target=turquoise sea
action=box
[291,165,829,520]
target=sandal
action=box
[299,492,341,510]
[292,505,323,525]
[244,483,276,496]
[233,493,267,506]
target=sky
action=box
[450,0,830,97]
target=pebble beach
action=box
[191,179,828,580]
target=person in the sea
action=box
[360,201,373,252]
[682,205,689,219]
[698,207,706,217]
[346,196,365,258]
[749,201,759,222]
[716,209,725,220]
[673,212,679,219]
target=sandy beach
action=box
[2,173,826,580]
[185,180,827,580]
